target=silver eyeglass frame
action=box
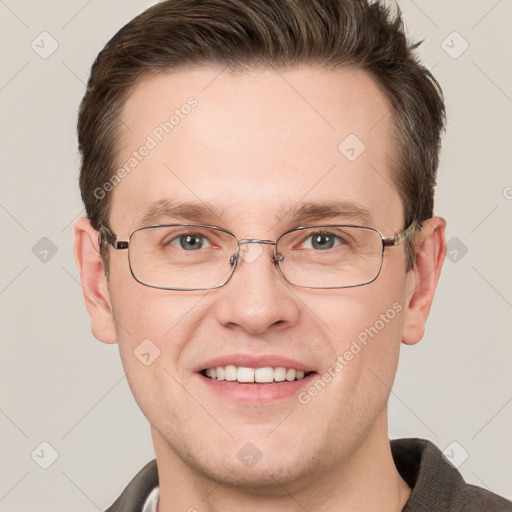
[98,220,420,291]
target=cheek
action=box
[300,279,406,406]
[306,277,405,354]
[106,260,204,381]
[108,250,200,342]
[106,272,206,426]
[289,290,405,459]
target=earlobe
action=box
[401,217,447,346]
[73,217,118,344]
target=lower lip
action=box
[197,373,316,403]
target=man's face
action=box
[105,66,410,487]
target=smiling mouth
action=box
[200,365,316,384]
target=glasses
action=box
[99,221,419,291]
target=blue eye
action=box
[170,233,211,250]
[304,232,343,250]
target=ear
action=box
[402,216,446,345]
[73,217,117,344]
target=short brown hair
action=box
[78,0,445,270]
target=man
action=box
[73,0,511,510]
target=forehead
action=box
[110,66,403,235]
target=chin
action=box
[192,451,316,493]
[160,427,323,492]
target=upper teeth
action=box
[205,365,306,383]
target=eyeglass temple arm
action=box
[382,220,421,247]
[98,221,420,252]
[98,226,129,250]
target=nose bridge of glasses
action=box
[229,238,280,267]
[238,238,276,246]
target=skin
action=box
[74,66,446,511]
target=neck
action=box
[151,414,411,512]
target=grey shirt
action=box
[105,438,511,511]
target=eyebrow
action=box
[274,200,373,226]
[136,198,373,229]
[137,199,228,227]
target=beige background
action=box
[1,0,511,510]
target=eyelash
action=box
[163,230,348,251]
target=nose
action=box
[213,241,300,335]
